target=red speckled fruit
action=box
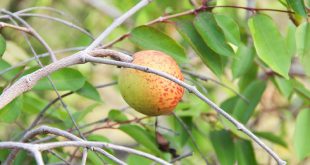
[119,50,184,116]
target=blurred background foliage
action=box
[0,0,309,164]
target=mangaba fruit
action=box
[119,50,184,116]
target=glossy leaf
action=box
[235,139,257,165]
[119,124,161,155]
[214,14,241,46]
[0,34,6,57]
[0,97,22,123]
[296,22,310,75]
[129,25,186,63]
[248,14,291,79]
[24,68,86,91]
[255,131,288,148]
[108,109,128,122]
[286,0,307,17]
[232,44,255,78]
[294,108,310,160]
[176,19,224,76]
[210,130,235,165]
[233,80,266,124]
[76,81,101,102]
[194,12,234,56]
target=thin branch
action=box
[0,22,31,33]
[170,151,193,163]
[81,148,88,165]
[85,0,153,50]
[182,70,249,103]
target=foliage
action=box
[0,0,309,164]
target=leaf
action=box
[0,34,6,57]
[127,155,152,165]
[65,104,98,127]
[24,68,86,91]
[108,109,128,122]
[176,19,224,76]
[235,139,257,165]
[232,44,255,78]
[286,22,297,57]
[291,79,310,100]
[210,130,235,165]
[248,14,291,79]
[0,96,22,123]
[0,60,24,80]
[76,81,101,102]
[220,96,239,114]
[286,0,307,17]
[129,25,186,63]
[296,22,310,76]
[194,12,234,57]
[254,131,288,148]
[119,124,161,155]
[233,80,266,124]
[214,14,241,46]
[294,108,310,160]
[238,64,258,92]
[274,77,293,98]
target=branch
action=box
[0,22,31,33]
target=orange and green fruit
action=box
[119,50,184,116]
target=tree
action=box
[0,0,309,164]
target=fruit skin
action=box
[119,50,184,116]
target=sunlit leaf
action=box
[294,108,310,160]
[214,14,241,46]
[248,14,291,79]
[0,96,22,123]
[129,25,186,63]
[176,19,224,76]
[0,34,6,57]
[194,12,234,57]
[108,109,128,122]
[296,22,310,75]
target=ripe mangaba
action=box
[119,50,184,116]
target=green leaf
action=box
[294,108,310,160]
[232,44,255,78]
[76,81,101,102]
[87,134,110,142]
[291,79,310,100]
[0,34,6,57]
[66,104,98,127]
[0,97,22,123]
[220,96,239,114]
[233,80,266,124]
[210,130,235,165]
[254,131,288,148]
[0,60,24,80]
[274,77,293,98]
[286,23,297,57]
[214,14,241,46]
[108,109,128,122]
[176,19,224,76]
[194,12,234,57]
[286,0,307,17]
[248,14,291,79]
[296,22,310,76]
[25,68,86,91]
[238,64,258,92]
[119,124,161,155]
[235,139,257,165]
[129,25,186,63]
[127,155,152,165]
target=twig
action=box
[182,70,249,103]
[81,148,88,165]
[0,22,31,33]
[85,0,153,50]
[170,151,193,163]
